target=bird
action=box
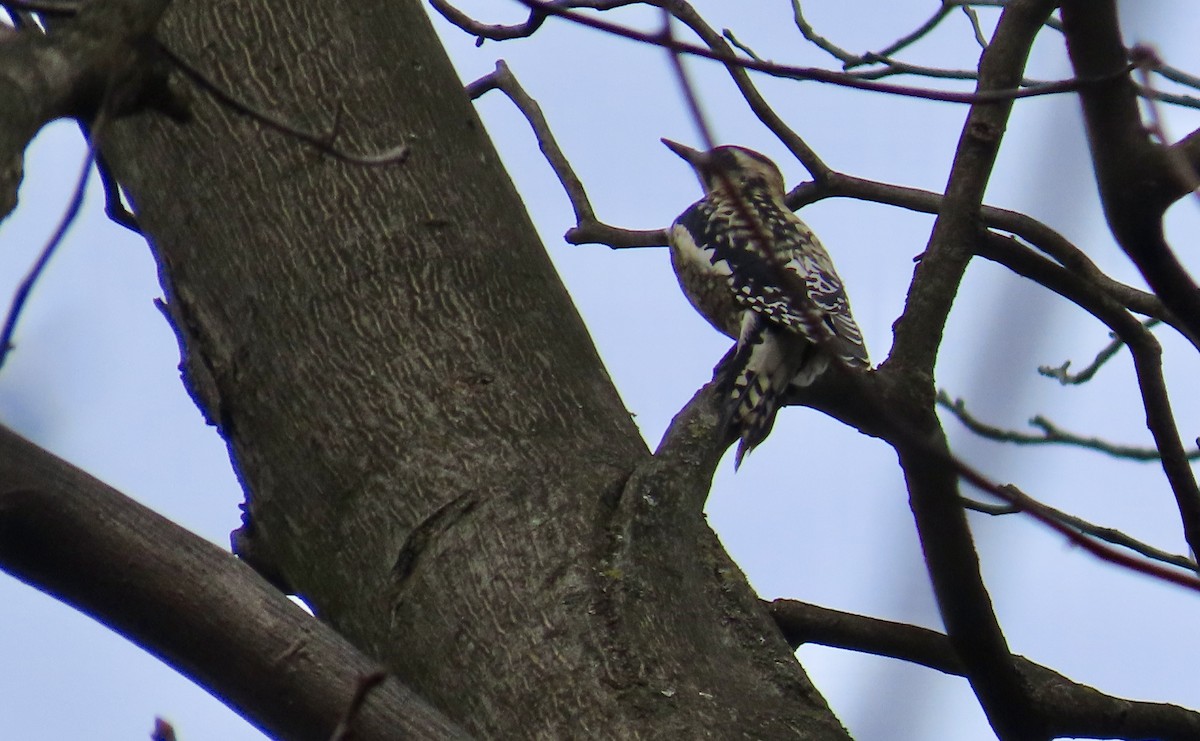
[662,139,869,466]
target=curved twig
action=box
[161,46,409,166]
[0,143,94,371]
[464,61,662,249]
[1039,319,1160,385]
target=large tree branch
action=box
[770,599,1200,741]
[0,424,471,741]
[879,3,1059,738]
[886,0,1058,377]
[1061,1,1200,343]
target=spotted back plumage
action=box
[663,141,868,465]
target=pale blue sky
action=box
[3,2,1200,739]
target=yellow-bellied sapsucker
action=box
[663,139,869,466]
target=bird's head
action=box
[662,139,787,200]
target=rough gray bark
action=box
[86,0,847,737]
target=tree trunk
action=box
[98,0,848,737]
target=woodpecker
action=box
[663,139,869,466]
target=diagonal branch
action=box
[963,486,1197,573]
[769,599,1200,741]
[0,425,471,741]
[0,143,93,370]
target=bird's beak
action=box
[661,138,708,168]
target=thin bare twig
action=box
[429,0,642,44]
[963,487,1197,572]
[464,61,660,249]
[721,28,762,62]
[790,0,865,66]
[160,46,409,166]
[961,5,990,49]
[509,0,1130,106]
[796,1,1200,112]
[937,389,1199,462]
[1156,62,1200,90]
[1039,319,1160,385]
[428,0,547,43]
[0,144,94,371]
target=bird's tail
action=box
[718,326,822,468]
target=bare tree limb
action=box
[962,487,1197,572]
[428,0,641,44]
[1039,319,1160,385]
[465,60,660,249]
[960,5,989,50]
[768,599,1200,741]
[787,172,1197,349]
[792,0,955,70]
[795,0,1200,112]
[0,425,472,741]
[937,389,1200,462]
[881,3,1060,737]
[720,28,762,62]
[1061,1,1200,344]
